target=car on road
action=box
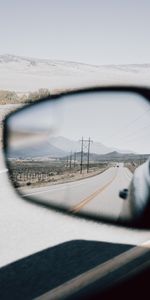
[119,188,128,199]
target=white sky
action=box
[8,92,150,154]
[0,0,150,65]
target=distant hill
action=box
[8,140,67,159]
[0,54,150,94]
[62,151,149,163]
[49,136,116,155]
[93,151,150,162]
[9,135,138,160]
[49,136,133,155]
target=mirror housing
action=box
[3,86,150,228]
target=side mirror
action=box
[3,87,150,228]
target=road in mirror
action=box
[6,91,150,224]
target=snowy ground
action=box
[0,54,150,94]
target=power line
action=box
[79,137,93,174]
[103,107,150,143]
[73,152,76,168]
[69,151,72,170]
[79,137,84,174]
[112,123,150,142]
[118,126,150,143]
[87,137,93,173]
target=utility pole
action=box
[66,156,69,168]
[87,137,93,173]
[80,137,84,174]
[69,152,72,170]
[74,152,76,168]
[79,137,93,174]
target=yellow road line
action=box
[70,170,117,213]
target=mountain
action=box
[49,136,131,155]
[8,140,67,159]
[8,134,148,160]
[0,54,150,94]
[96,151,150,162]
[49,136,81,153]
[8,135,133,160]
[105,151,124,157]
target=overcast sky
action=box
[9,92,150,154]
[0,0,150,65]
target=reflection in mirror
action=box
[6,91,150,225]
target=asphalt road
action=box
[23,163,132,221]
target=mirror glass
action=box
[5,91,150,225]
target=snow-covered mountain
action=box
[0,54,150,94]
